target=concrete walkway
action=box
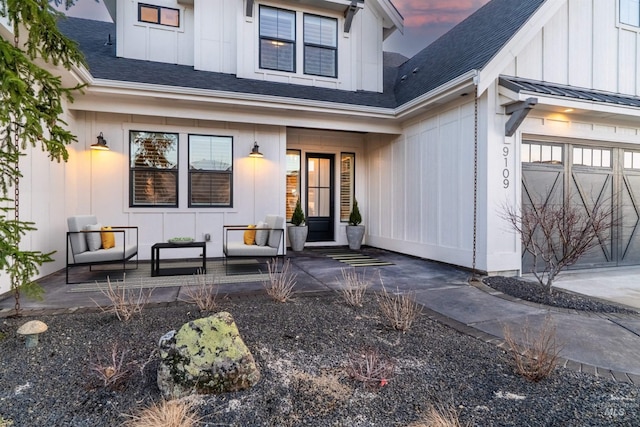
[2,247,640,385]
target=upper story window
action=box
[259,6,296,72]
[304,14,337,78]
[259,6,338,78]
[138,3,180,28]
[620,0,640,27]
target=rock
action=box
[157,312,260,399]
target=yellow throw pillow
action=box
[101,226,116,249]
[243,225,257,245]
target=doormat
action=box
[318,249,394,267]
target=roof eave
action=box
[395,70,479,120]
[70,79,402,134]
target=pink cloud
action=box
[393,0,490,28]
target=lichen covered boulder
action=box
[157,312,260,399]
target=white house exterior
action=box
[2,0,640,295]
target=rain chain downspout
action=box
[13,32,21,315]
[472,81,479,280]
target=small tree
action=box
[1,0,87,305]
[504,194,614,293]
[291,197,305,226]
[348,199,362,226]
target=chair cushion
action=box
[67,215,97,254]
[101,226,116,249]
[266,215,284,249]
[255,221,268,246]
[243,225,257,245]
[84,223,103,251]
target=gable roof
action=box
[394,0,546,105]
[58,17,399,109]
[58,0,548,110]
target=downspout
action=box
[472,73,479,281]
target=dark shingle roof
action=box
[500,76,640,108]
[393,0,546,105]
[58,0,547,109]
[58,17,398,109]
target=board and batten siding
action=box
[365,101,477,269]
[509,0,639,95]
[116,0,195,66]
[0,95,283,296]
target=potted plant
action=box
[346,199,365,250]
[287,198,308,252]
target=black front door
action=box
[306,153,334,242]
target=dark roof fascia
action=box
[499,76,640,109]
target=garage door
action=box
[521,141,640,272]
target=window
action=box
[573,147,611,168]
[286,150,301,221]
[188,135,233,207]
[521,142,563,164]
[340,153,355,222]
[304,14,337,77]
[620,0,640,26]
[259,6,296,72]
[130,131,179,207]
[624,151,640,169]
[138,3,180,27]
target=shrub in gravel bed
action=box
[1,294,639,426]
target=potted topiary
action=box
[346,199,365,250]
[287,198,308,252]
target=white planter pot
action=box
[287,225,308,252]
[346,225,365,250]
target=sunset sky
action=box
[54,0,492,58]
[385,0,491,57]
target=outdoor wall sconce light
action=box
[90,132,110,151]
[249,141,263,158]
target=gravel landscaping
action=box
[1,290,639,426]
[483,276,638,314]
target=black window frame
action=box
[129,130,179,208]
[303,13,338,78]
[188,134,234,208]
[138,3,180,28]
[259,5,296,73]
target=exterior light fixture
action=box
[249,142,263,158]
[91,132,110,151]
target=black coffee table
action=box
[151,241,206,277]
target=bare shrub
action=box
[339,267,370,307]
[345,347,395,390]
[409,403,469,427]
[263,258,296,302]
[181,269,218,312]
[92,276,153,322]
[122,399,201,427]
[503,315,562,381]
[0,415,13,427]
[377,283,422,332]
[90,343,134,388]
[503,193,614,293]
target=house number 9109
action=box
[502,146,510,188]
